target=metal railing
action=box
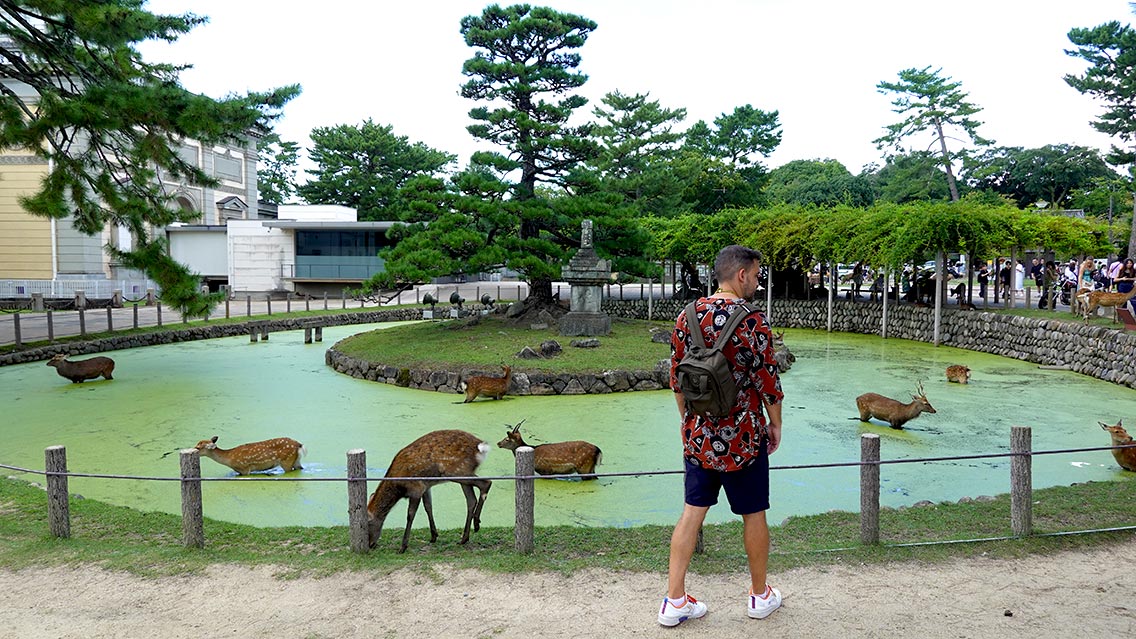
[0,279,158,299]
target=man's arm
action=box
[765,399,782,455]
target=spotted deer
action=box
[496,420,602,479]
[367,429,492,553]
[1098,420,1136,472]
[462,365,511,402]
[46,354,115,383]
[193,436,305,475]
[855,382,937,429]
[1077,288,1136,323]
[946,365,971,384]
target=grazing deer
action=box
[462,365,511,402]
[46,354,115,383]
[946,365,971,384]
[1099,420,1136,472]
[497,420,602,479]
[1077,288,1136,323]
[772,330,796,373]
[193,435,305,475]
[855,382,937,429]
[367,429,492,553]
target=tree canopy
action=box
[0,0,299,314]
[875,66,993,202]
[297,119,455,220]
[964,144,1115,210]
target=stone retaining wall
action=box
[606,299,1136,389]
[6,300,1134,393]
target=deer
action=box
[462,365,511,403]
[772,330,796,373]
[946,365,971,384]
[46,354,115,383]
[1077,287,1136,323]
[1098,420,1136,472]
[496,420,602,479]
[367,429,492,553]
[855,382,937,429]
[193,435,305,475]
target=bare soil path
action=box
[1,536,1133,638]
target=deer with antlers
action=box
[496,420,602,479]
[1076,287,1136,323]
[855,382,937,430]
[1098,420,1136,472]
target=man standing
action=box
[661,245,784,626]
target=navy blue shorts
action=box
[683,447,770,515]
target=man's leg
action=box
[741,510,770,594]
[667,504,709,599]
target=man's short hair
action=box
[714,245,763,282]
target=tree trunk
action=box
[1129,193,1136,259]
[935,120,960,202]
[528,278,553,304]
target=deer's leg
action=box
[422,489,438,543]
[458,483,477,544]
[471,479,491,530]
[400,495,420,553]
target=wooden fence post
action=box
[78,308,86,336]
[133,303,139,330]
[1011,425,1033,537]
[12,312,20,347]
[247,295,252,317]
[515,446,535,553]
[156,303,162,327]
[347,449,369,553]
[860,433,881,544]
[46,309,54,341]
[45,445,70,538]
[106,306,113,332]
[180,449,204,548]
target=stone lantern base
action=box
[559,311,611,336]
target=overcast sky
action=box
[140,0,1133,179]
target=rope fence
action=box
[5,429,1135,554]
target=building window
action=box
[214,154,242,182]
[296,230,391,257]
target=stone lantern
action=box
[559,219,612,336]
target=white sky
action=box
[140,0,1133,179]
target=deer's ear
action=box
[210,436,219,443]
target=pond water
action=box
[1,322,1133,531]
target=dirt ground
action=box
[1,536,1133,639]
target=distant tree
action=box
[964,144,1115,210]
[765,159,874,207]
[297,119,455,220]
[684,104,782,168]
[1065,15,1136,256]
[256,131,300,205]
[875,66,993,201]
[589,90,688,215]
[0,0,299,314]
[863,152,952,204]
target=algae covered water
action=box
[1,322,1133,530]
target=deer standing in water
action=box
[497,420,603,479]
[367,429,492,553]
[855,382,937,429]
[46,354,115,383]
[1099,420,1136,471]
[193,436,305,475]
[462,365,511,402]
[946,365,971,384]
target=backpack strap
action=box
[684,302,706,348]
[685,301,756,350]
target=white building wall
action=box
[227,221,293,294]
[277,204,357,222]
[168,230,227,278]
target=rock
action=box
[650,329,672,344]
[540,339,562,357]
[537,309,557,326]
[505,300,526,318]
[529,323,548,330]
[571,338,601,348]
[516,346,542,359]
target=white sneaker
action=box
[747,585,782,619]
[658,593,708,626]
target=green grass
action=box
[333,315,675,372]
[1,476,1131,577]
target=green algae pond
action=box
[1,321,1133,531]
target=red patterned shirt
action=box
[669,297,784,472]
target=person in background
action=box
[1115,258,1136,314]
[977,263,989,300]
[1107,258,1124,291]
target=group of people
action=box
[975,256,1136,313]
